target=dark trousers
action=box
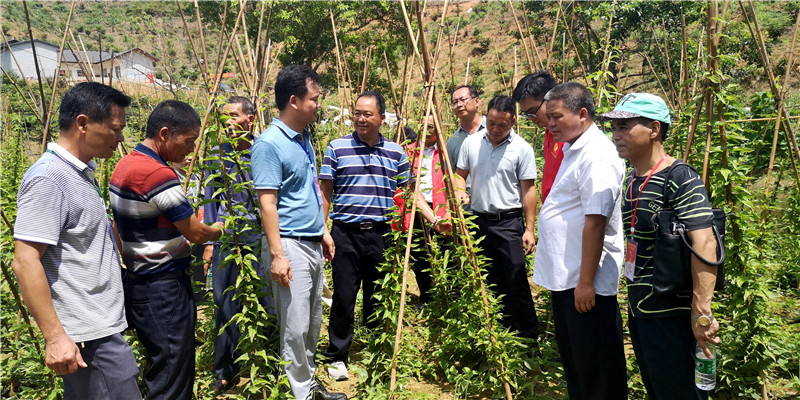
[409,214,455,304]
[475,214,539,339]
[324,223,390,362]
[552,289,628,400]
[212,242,276,381]
[629,314,708,400]
[62,333,142,400]
[123,271,196,400]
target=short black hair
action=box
[451,84,479,99]
[512,70,558,102]
[145,100,201,139]
[275,65,320,111]
[487,95,517,115]
[356,90,386,115]
[393,126,417,143]
[544,82,595,118]
[58,82,131,131]
[226,96,255,115]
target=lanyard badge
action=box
[624,156,666,282]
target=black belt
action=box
[333,220,388,230]
[473,209,523,221]
[124,268,189,283]
[280,235,323,243]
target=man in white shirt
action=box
[533,82,628,399]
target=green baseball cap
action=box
[599,93,671,124]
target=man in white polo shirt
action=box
[455,95,540,341]
[533,82,627,399]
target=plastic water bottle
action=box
[695,342,717,391]
[204,268,213,291]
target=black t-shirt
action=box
[622,162,714,318]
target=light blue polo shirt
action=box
[252,118,325,236]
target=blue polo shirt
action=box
[252,118,324,236]
[320,131,410,223]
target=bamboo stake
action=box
[359,46,372,94]
[507,0,535,72]
[176,0,210,89]
[212,2,229,84]
[183,3,246,194]
[493,40,509,94]
[22,0,47,119]
[680,11,689,107]
[396,36,413,139]
[520,0,545,71]
[682,90,707,162]
[545,0,563,70]
[448,22,459,89]
[67,29,92,82]
[464,57,470,85]
[193,0,210,86]
[1,30,39,107]
[596,0,618,105]
[383,52,400,114]
[390,1,451,391]
[559,0,588,83]
[252,0,269,104]
[239,1,257,90]
[41,0,77,152]
[77,36,97,80]
[0,67,42,122]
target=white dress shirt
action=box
[533,123,625,295]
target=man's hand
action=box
[574,282,596,313]
[322,232,335,262]
[270,255,293,287]
[202,244,214,276]
[693,317,720,359]
[522,230,536,254]
[455,189,470,205]
[433,218,453,234]
[45,334,87,375]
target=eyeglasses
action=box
[451,97,476,107]
[521,100,544,120]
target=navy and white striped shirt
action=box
[320,132,410,223]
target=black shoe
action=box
[308,380,347,400]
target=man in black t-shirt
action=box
[601,93,720,399]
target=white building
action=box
[1,39,159,83]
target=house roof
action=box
[2,39,159,63]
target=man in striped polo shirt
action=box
[320,91,440,381]
[110,100,223,399]
[603,93,719,399]
[12,82,141,399]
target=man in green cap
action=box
[601,93,720,399]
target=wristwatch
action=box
[692,313,714,327]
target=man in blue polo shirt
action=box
[320,91,442,381]
[252,65,345,400]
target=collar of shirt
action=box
[480,128,517,146]
[272,117,309,140]
[352,130,386,148]
[134,143,169,166]
[562,122,599,153]
[456,115,487,135]
[47,142,97,173]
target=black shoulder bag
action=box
[651,162,727,294]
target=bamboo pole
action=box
[176,0,210,89]
[558,0,588,83]
[493,40,509,94]
[183,2,246,194]
[390,1,452,392]
[682,90,707,162]
[41,0,77,152]
[545,0,563,70]
[383,52,400,114]
[1,30,39,108]
[77,36,97,80]
[595,0,618,105]
[520,0,545,71]
[701,0,717,188]
[680,11,689,107]
[507,0,535,73]
[448,22,459,89]
[0,67,42,122]
[22,0,47,119]
[359,46,372,94]
[193,0,210,87]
